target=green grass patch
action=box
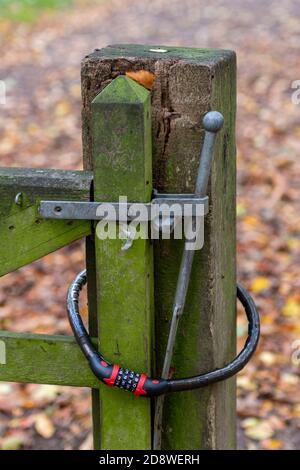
[0,0,74,22]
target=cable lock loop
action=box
[67,269,260,397]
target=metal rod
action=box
[153,111,224,450]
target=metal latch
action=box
[39,194,209,221]
[62,111,259,452]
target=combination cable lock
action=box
[67,271,259,397]
[65,111,260,399]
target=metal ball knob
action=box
[202,111,224,133]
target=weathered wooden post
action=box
[81,44,236,450]
[88,76,153,449]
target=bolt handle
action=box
[202,111,224,133]
[195,111,224,197]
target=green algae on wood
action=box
[0,331,98,387]
[91,76,153,450]
[0,168,92,276]
[82,45,237,450]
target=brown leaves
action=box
[0,383,92,449]
[126,70,155,90]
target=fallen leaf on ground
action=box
[1,435,25,450]
[244,420,274,441]
[251,277,271,293]
[34,413,55,439]
[262,438,283,450]
[31,384,61,403]
[282,298,300,318]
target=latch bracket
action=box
[39,193,209,221]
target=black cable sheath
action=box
[67,270,260,396]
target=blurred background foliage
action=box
[0,0,299,451]
[0,0,74,22]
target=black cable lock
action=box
[67,269,260,397]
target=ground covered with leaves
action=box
[0,0,299,450]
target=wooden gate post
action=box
[86,76,153,449]
[82,45,236,450]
